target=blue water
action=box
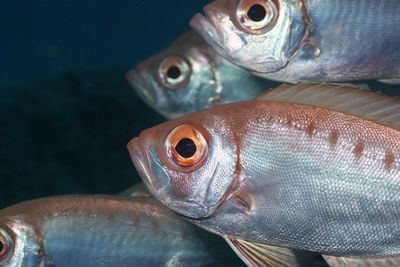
[0,1,209,88]
[0,1,209,207]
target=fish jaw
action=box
[190,2,254,71]
[190,13,229,65]
[127,137,157,197]
[126,69,157,109]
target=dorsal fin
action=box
[257,83,400,129]
[224,237,315,267]
[323,255,400,267]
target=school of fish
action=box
[2,1,400,267]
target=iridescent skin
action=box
[129,96,400,258]
[127,31,278,119]
[0,195,244,267]
[190,0,400,82]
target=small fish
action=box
[0,195,245,267]
[128,83,400,264]
[190,0,400,83]
[127,31,278,119]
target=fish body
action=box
[0,195,244,267]
[190,0,400,83]
[129,83,400,258]
[127,31,278,119]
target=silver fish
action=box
[0,195,245,267]
[127,31,278,119]
[123,184,322,267]
[128,83,400,264]
[190,0,400,83]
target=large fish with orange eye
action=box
[190,0,400,83]
[128,83,400,266]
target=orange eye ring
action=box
[165,125,208,167]
[0,227,14,264]
[235,0,278,34]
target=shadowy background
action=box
[0,1,209,207]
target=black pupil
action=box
[175,138,197,159]
[0,240,4,253]
[167,65,181,79]
[247,4,267,22]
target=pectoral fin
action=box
[323,255,400,267]
[224,236,314,267]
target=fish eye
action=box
[158,56,191,89]
[0,227,14,264]
[165,125,208,167]
[235,0,278,34]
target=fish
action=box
[128,83,400,265]
[190,0,400,83]
[127,31,278,119]
[123,184,323,266]
[0,195,245,267]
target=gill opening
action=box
[202,50,224,105]
[203,131,244,219]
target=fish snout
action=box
[190,3,236,63]
[126,69,156,106]
[127,137,153,186]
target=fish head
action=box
[190,0,306,74]
[128,109,239,219]
[0,215,41,267]
[127,32,224,119]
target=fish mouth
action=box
[127,138,155,195]
[190,13,228,60]
[191,10,258,71]
[126,69,156,107]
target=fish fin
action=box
[232,191,255,214]
[256,83,400,129]
[378,78,400,85]
[323,255,400,267]
[119,183,152,198]
[224,236,302,267]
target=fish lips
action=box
[190,12,231,64]
[191,11,261,74]
[127,137,156,196]
[126,69,157,108]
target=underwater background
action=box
[0,1,210,208]
[1,2,398,266]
